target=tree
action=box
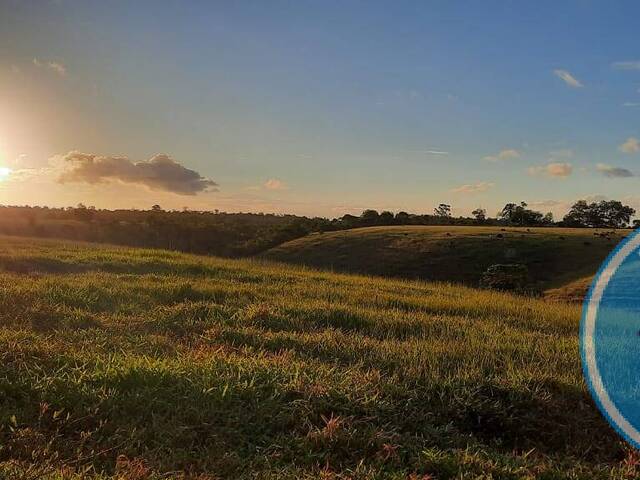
[73,203,94,222]
[434,204,452,218]
[471,208,486,223]
[542,212,554,225]
[395,211,411,224]
[562,200,590,227]
[151,204,163,212]
[340,214,359,228]
[597,200,635,228]
[379,211,394,224]
[563,200,635,228]
[360,209,380,226]
[499,201,543,226]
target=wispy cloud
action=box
[612,61,640,71]
[263,178,287,190]
[553,69,583,88]
[529,200,566,208]
[425,150,449,156]
[619,137,640,154]
[528,162,573,178]
[483,149,520,162]
[33,58,67,76]
[623,102,640,107]
[451,181,495,193]
[596,163,634,178]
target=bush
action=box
[480,264,529,292]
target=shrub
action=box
[480,264,529,292]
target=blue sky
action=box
[1,0,640,217]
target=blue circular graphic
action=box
[581,228,640,448]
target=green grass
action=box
[0,236,634,479]
[261,226,625,292]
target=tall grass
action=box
[0,236,630,479]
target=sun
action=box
[0,167,12,180]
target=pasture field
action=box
[0,236,633,479]
[262,226,625,293]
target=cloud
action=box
[483,149,520,162]
[263,178,287,190]
[529,200,566,208]
[553,69,583,88]
[623,102,640,107]
[58,151,217,195]
[596,163,634,178]
[451,181,495,193]
[425,150,449,156]
[528,162,573,178]
[612,61,640,71]
[619,137,640,154]
[33,58,67,76]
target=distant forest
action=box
[0,199,634,257]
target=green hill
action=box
[0,235,632,478]
[262,225,625,292]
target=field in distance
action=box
[0,235,633,479]
[262,225,626,294]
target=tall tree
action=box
[434,204,452,218]
[563,200,635,228]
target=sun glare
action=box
[0,167,12,180]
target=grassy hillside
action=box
[0,236,632,479]
[262,225,625,291]
[545,276,596,303]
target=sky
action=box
[1,0,640,218]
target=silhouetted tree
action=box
[395,211,411,224]
[499,202,543,226]
[434,204,452,218]
[379,211,394,224]
[563,200,635,228]
[360,209,380,226]
[542,212,554,225]
[472,208,486,223]
[340,214,359,228]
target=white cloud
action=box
[451,181,495,193]
[33,58,67,76]
[623,102,640,107]
[619,137,640,154]
[596,163,634,178]
[553,69,583,88]
[483,149,520,162]
[263,178,287,190]
[528,162,573,178]
[612,61,640,71]
[425,150,449,156]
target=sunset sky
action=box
[1,1,640,218]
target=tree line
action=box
[0,199,634,258]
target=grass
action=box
[544,276,595,303]
[0,235,634,479]
[261,226,625,292]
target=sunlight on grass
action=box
[0,236,632,479]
